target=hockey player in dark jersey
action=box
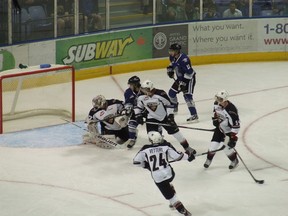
[133,131,192,216]
[87,95,129,144]
[204,90,240,169]
[123,76,143,148]
[134,79,197,160]
[167,43,199,123]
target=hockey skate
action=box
[186,114,199,123]
[127,139,136,149]
[229,158,239,170]
[180,208,192,216]
[203,159,212,168]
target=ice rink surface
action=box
[0,61,288,216]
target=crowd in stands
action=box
[1,0,287,45]
[160,0,288,22]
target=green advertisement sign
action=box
[0,50,15,72]
[56,29,152,69]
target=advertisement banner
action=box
[153,25,188,58]
[258,18,288,51]
[56,29,152,69]
[188,20,258,55]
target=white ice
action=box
[0,61,288,216]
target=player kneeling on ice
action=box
[204,90,240,170]
[133,131,193,216]
[83,95,130,147]
[135,79,197,160]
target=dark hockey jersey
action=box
[169,52,195,81]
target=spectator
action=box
[185,0,200,20]
[56,0,74,36]
[222,1,243,18]
[156,0,167,22]
[166,0,188,21]
[204,4,221,19]
[80,0,103,32]
[282,0,288,15]
[237,0,249,17]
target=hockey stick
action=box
[61,118,118,147]
[169,145,225,163]
[195,145,225,156]
[145,121,215,132]
[234,148,265,184]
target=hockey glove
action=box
[179,78,189,93]
[227,132,238,148]
[136,114,144,125]
[121,107,132,116]
[167,114,177,127]
[167,66,174,78]
[212,117,219,127]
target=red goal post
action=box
[0,64,75,134]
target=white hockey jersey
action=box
[133,141,188,183]
[135,89,174,121]
[214,101,240,134]
[89,99,125,131]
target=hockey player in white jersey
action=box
[133,131,193,216]
[86,95,129,145]
[204,90,240,169]
[134,79,197,161]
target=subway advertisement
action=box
[56,29,153,69]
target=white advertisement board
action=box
[188,18,288,55]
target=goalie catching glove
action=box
[167,66,174,78]
[227,132,238,148]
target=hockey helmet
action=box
[215,90,229,103]
[169,43,182,51]
[148,131,163,144]
[128,76,141,87]
[141,79,154,90]
[92,95,107,108]
[141,79,155,96]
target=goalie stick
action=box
[61,118,118,148]
[145,121,215,132]
[234,148,265,184]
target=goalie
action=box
[83,95,130,148]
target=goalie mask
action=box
[215,90,229,103]
[141,80,155,96]
[148,131,163,145]
[92,95,107,109]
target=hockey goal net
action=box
[0,64,75,133]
